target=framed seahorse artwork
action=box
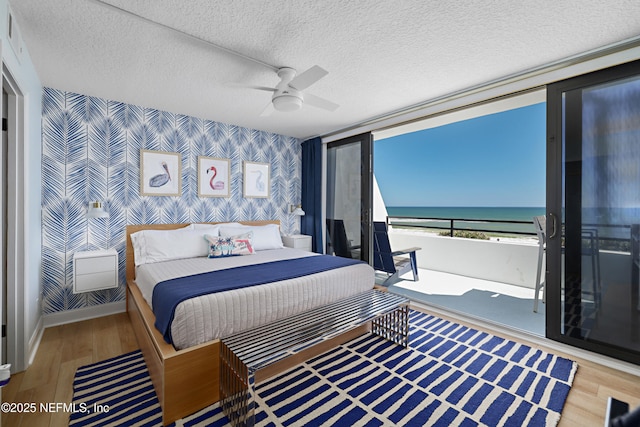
[197,156,230,198]
[140,149,182,196]
[243,161,270,198]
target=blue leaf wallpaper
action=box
[41,88,302,315]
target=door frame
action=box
[2,62,26,373]
[325,132,373,263]
[546,58,640,364]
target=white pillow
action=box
[189,222,241,230]
[219,224,284,251]
[130,226,220,266]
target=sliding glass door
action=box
[547,59,640,363]
[326,133,373,262]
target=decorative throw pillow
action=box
[204,232,255,258]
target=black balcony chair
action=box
[326,219,360,258]
[533,215,601,313]
[373,221,421,287]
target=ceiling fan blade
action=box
[259,102,275,117]
[227,83,276,92]
[304,93,339,112]
[247,85,276,92]
[289,65,328,91]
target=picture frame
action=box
[198,156,230,198]
[243,161,270,198]
[140,149,182,196]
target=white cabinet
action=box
[73,249,118,293]
[282,234,312,252]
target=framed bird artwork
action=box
[243,161,270,198]
[197,156,230,198]
[140,149,182,196]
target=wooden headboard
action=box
[125,221,280,284]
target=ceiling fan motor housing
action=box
[272,90,303,111]
[272,67,304,111]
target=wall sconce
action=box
[87,201,109,219]
[289,204,305,216]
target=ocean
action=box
[386,206,545,236]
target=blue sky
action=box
[374,102,546,207]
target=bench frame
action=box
[219,289,410,426]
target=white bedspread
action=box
[135,248,375,350]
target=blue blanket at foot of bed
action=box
[152,255,364,344]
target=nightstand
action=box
[282,234,312,252]
[73,249,118,293]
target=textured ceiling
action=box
[10,0,640,139]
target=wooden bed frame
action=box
[125,221,278,424]
[125,221,372,425]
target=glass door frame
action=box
[325,132,373,263]
[546,59,640,364]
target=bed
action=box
[125,221,375,425]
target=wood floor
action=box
[1,313,138,427]
[2,309,639,427]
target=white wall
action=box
[1,0,43,370]
[388,230,541,288]
[388,229,633,294]
[372,175,388,222]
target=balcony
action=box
[380,222,633,339]
[373,223,544,334]
[383,267,545,336]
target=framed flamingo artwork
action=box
[197,156,230,198]
[140,149,182,196]
[243,161,270,198]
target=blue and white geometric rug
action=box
[70,310,577,426]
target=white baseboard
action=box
[26,316,44,368]
[42,301,126,328]
[23,302,126,373]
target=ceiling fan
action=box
[237,65,340,116]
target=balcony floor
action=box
[382,268,545,336]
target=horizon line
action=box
[386,205,546,208]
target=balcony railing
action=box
[387,215,633,252]
[387,215,537,238]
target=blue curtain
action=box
[301,137,323,253]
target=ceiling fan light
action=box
[273,95,303,112]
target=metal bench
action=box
[220,289,410,426]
